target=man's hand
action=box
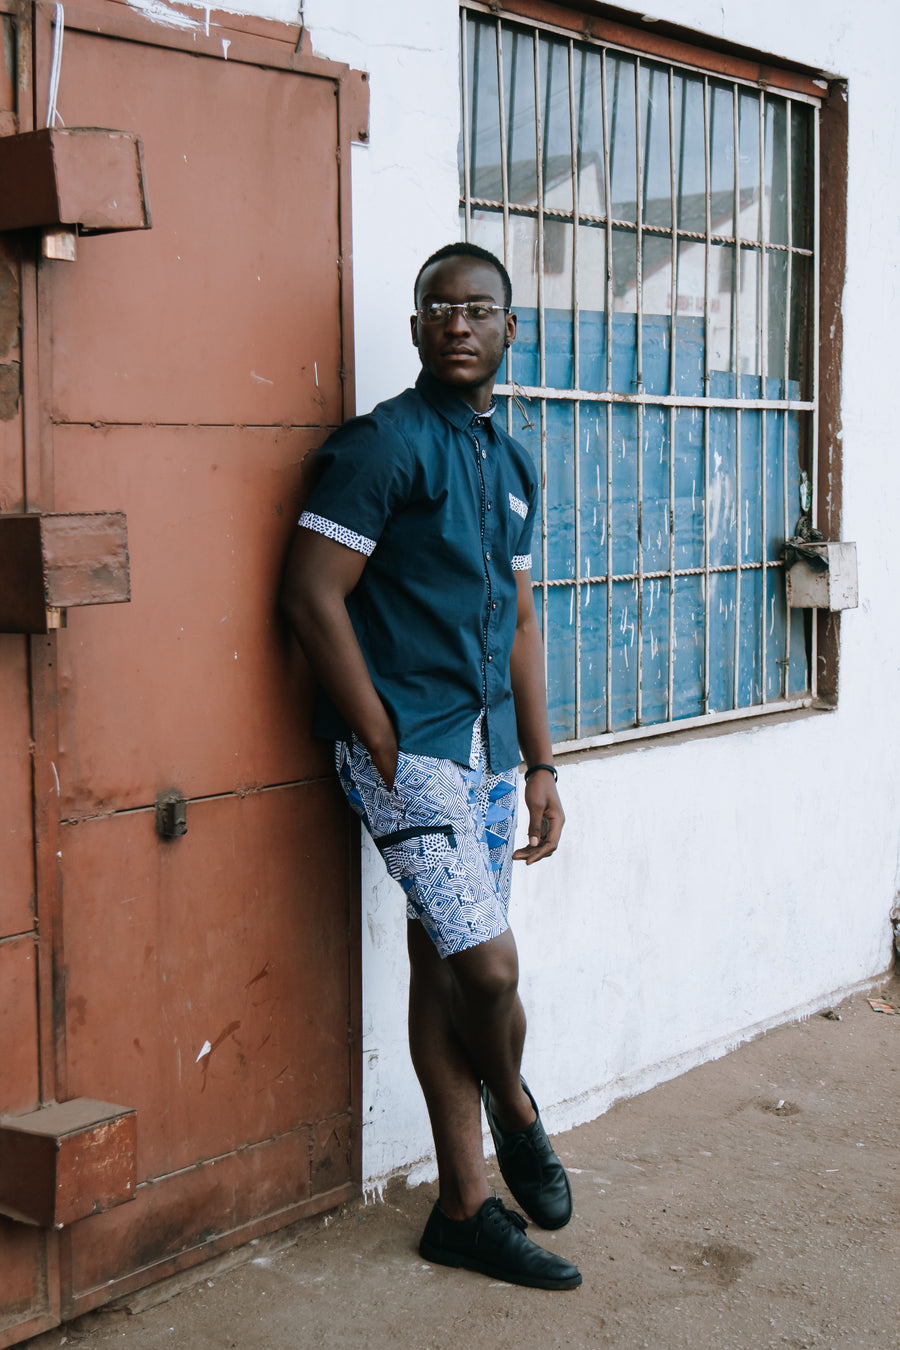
[513,770,565,865]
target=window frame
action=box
[460,0,839,755]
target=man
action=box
[281,242,580,1291]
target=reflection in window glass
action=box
[460,9,818,744]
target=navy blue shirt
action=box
[300,370,538,772]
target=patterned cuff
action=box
[511,554,532,571]
[299,510,377,557]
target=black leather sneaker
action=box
[482,1078,574,1230]
[419,1197,581,1290]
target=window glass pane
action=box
[575,48,606,217]
[673,408,705,570]
[674,75,706,231]
[608,55,637,223]
[789,252,811,395]
[641,405,670,574]
[579,582,607,735]
[739,409,763,565]
[764,98,788,247]
[577,224,607,392]
[540,36,573,214]
[546,401,575,577]
[468,18,502,200]
[547,583,576,739]
[641,577,669,724]
[506,27,538,206]
[642,237,673,395]
[641,63,672,231]
[610,403,638,576]
[707,408,737,568]
[709,240,736,387]
[791,102,813,249]
[671,574,705,719]
[610,578,639,730]
[709,82,735,238]
[707,570,736,711]
[766,249,788,385]
[738,91,762,243]
[579,404,607,579]
[738,244,762,382]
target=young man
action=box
[281,242,580,1291]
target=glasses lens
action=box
[419,303,502,322]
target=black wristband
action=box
[524,762,558,782]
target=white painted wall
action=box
[202,0,900,1186]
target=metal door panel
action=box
[0,7,362,1339]
[63,1119,353,1319]
[52,424,328,816]
[0,1226,57,1350]
[47,32,343,429]
[0,640,35,936]
[61,784,352,1180]
[0,939,39,1113]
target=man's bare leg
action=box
[407,921,536,1219]
[407,919,490,1220]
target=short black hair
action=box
[414,242,513,309]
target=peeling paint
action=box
[125,0,204,32]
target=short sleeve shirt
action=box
[299,369,538,772]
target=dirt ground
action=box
[27,973,899,1350]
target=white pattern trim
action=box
[508,492,528,520]
[299,510,376,557]
[511,554,532,572]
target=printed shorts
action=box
[334,730,518,959]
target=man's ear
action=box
[410,314,420,348]
[505,311,517,346]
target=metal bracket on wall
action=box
[156,790,188,840]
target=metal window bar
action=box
[731,82,742,709]
[667,64,678,723]
[568,37,582,738]
[809,97,821,699]
[634,58,645,725]
[781,99,793,699]
[458,9,820,746]
[531,32,550,691]
[702,75,712,715]
[601,46,615,731]
[461,13,473,240]
[758,89,768,704]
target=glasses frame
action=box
[415,301,510,324]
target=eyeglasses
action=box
[415,302,508,324]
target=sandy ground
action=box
[26,973,899,1350]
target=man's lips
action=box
[441,347,476,358]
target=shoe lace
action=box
[485,1197,528,1233]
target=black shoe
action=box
[419,1197,581,1290]
[482,1078,573,1230]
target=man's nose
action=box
[444,305,472,333]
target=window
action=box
[460,2,824,748]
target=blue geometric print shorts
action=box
[334,729,518,959]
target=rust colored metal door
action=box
[0,5,365,1342]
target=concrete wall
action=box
[207,0,900,1187]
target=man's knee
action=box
[449,931,519,1004]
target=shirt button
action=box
[485,550,491,561]
[487,654,493,663]
[481,450,486,459]
[487,502,492,511]
[491,602,497,610]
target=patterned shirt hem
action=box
[299,510,376,557]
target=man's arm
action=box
[281,527,399,788]
[508,568,565,865]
